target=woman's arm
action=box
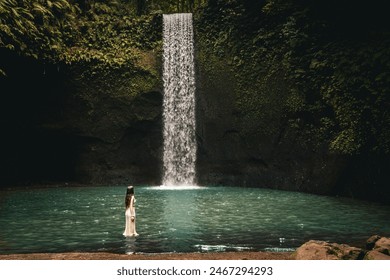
[130,196,136,220]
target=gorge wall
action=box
[0,0,389,203]
[194,0,390,203]
[195,34,388,200]
[0,48,163,186]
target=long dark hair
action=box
[125,186,134,209]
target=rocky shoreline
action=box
[1,236,388,260]
[294,235,390,260]
[0,251,292,260]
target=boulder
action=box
[294,240,364,260]
[364,236,390,259]
[374,237,390,255]
[364,250,390,260]
[366,235,381,250]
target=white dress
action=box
[123,196,139,237]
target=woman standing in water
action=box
[123,186,139,237]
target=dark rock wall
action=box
[0,49,163,187]
[192,0,390,203]
[194,51,389,202]
[1,40,388,203]
[194,49,346,195]
[60,64,163,185]
[0,50,79,185]
[1,3,388,203]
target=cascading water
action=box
[162,13,196,186]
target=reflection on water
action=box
[0,186,389,254]
[124,237,136,255]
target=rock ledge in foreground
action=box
[295,240,364,260]
[364,236,390,260]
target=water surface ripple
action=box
[0,186,389,254]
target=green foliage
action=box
[0,0,207,74]
[196,0,390,155]
[0,0,162,75]
[2,0,388,156]
[142,0,207,14]
[0,0,79,62]
[62,11,162,72]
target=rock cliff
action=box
[1,1,389,203]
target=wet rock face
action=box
[0,51,163,187]
[195,57,345,195]
[1,47,389,200]
[63,73,163,186]
[194,51,390,202]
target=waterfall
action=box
[162,13,196,186]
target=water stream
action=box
[162,13,196,186]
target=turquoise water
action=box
[0,186,389,254]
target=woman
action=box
[123,186,139,237]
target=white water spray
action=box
[162,13,196,186]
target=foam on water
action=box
[194,245,254,252]
[151,185,206,190]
